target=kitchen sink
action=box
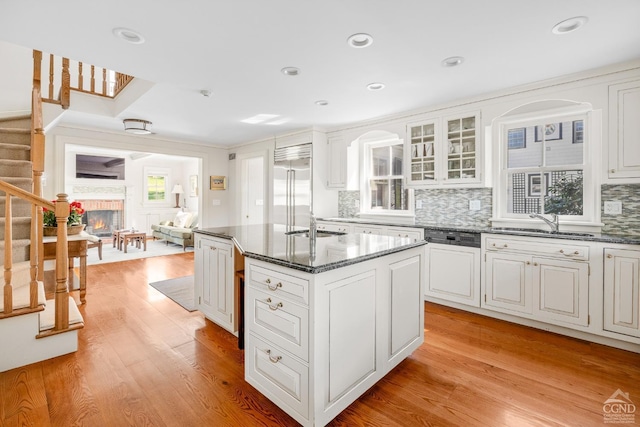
[490,227,594,237]
[285,230,346,238]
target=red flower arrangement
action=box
[43,200,85,226]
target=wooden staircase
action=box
[0,89,83,373]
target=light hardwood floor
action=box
[1,253,639,426]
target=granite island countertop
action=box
[194,224,427,274]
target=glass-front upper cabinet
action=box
[407,112,481,186]
[409,120,437,182]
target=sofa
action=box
[151,211,198,250]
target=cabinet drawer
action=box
[317,222,351,233]
[385,227,424,242]
[246,334,309,420]
[485,237,589,261]
[247,287,309,361]
[250,265,309,306]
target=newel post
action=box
[54,194,70,330]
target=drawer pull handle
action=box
[210,246,217,251]
[607,254,613,258]
[266,350,282,363]
[266,298,283,310]
[266,280,282,291]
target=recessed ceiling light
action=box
[347,33,373,48]
[112,27,145,44]
[200,89,212,97]
[281,67,301,76]
[315,100,329,106]
[441,56,464,67]
[366,82,385,91]
[552,16,588,35]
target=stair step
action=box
[0,142,31,161]
[0,216,31,240]
[0,238,31,263]
[0,280,45,314]
[0,177,33,192]
[0,159,32,178]
[0,197,33,217]
[0,128,31,145]
[0,115,31,129]
[39,296,84,332]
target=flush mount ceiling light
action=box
[200,89,212,97]
[441,56,465,67]
[315,100,329,106]
[112,27,145,44]
[281,67,301,76]
[123,118,152,134]
[552,16,588,35]
[347,33,373,48]
[366,82,386,91]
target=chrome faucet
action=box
[529,213,559,233]
[309,212,317,241]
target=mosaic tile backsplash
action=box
[601,184,640,236]
[339,184,640,235]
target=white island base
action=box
[244,246,425,426]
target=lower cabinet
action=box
[244,246,425,427]
[425,244,480,307]
[194,234,237,334]
[483,235,590,328]
[604,248,640,339]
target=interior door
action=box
[240,155,265,225]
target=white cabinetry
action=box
[608,80,640,179]
[316,220,352,233]
[482,235,590,328]
[352,223,424,242]
[194,234,237,334]
[425,244,480,307]
[604,248,640,340]
[245,246,425,426]
[326,135,347,188]
[407,112,481,186]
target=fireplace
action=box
[78,200,124,237]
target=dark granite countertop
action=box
[318,218,640,245]
[194,224,427,274]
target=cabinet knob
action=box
[266,349,282,363]
[533,262,539,266]
[610,169,615,173]
[607,254,613,258]
[210,246,217,251]
[526,261,531,265]
[559,249,564,253]
[574,251,580,255]
[266,298,283,311]
[503,244,508,248]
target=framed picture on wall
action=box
[189,175,198,197]
[210,175,227,190]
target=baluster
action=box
[60,58,70,109]
[49,53,55,100]
[77,62,83,91]
[3,193,13,315]
[102,68,107,95]
[90,65,95,93]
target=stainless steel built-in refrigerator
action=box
[273,143,312,229]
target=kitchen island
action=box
[194,224,427,426]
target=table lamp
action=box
[171,184,184,208]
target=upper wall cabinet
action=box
[406,112,482,187]
[327,135,347,188]
[608,80,640,180]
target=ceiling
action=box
[1,0,639,147]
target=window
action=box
[144,167,170,205]
[507,128,526,149]
[493,105,597,228]
[147,175,166,201]
[362,139,412,215]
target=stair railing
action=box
[35,50,133,109]
[1,182,71,331]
